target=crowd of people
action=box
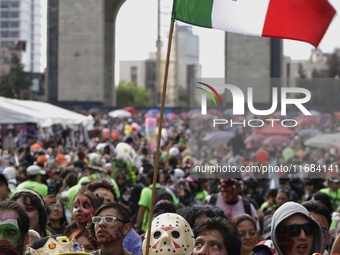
[1,110,340,255]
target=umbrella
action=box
[254,122,296,136]
[108,109,132,118]
[298,128,323,138]
[202,131,234,148]
[180,112,190,118]
[166,113,178,119]
[262,135,291,146]
[121,107,138,115]
[330,139,340,150]
[147,108,160,116]
[207,109,222,116]
[244,134,266,143]
[297,117,318,125]
[188,109,201,115]
[305,133,340,148]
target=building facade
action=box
[0,0,41,72]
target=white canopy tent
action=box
[0,97,94,129]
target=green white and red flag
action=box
[172,0,336,47]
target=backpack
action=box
[208,193,252,217]
[149,187,174,204]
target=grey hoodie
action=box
[270,202,323,255]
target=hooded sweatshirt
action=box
[271,201,323,255]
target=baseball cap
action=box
[253,240,277,255]
[328,176,340,183]
[0,172,8,187]
[27,165,46,176]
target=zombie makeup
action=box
[194,230,227,255]
[0,214,22,254]
[221,179,237,202]
[278,233,295,254]
[74,196,94,224]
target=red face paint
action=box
[278,233,295,253]
[115,226,122,238]
[77,196,94,223]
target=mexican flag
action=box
[173,0,336,47]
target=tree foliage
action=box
[116,80,153,106]
[0,54,32,98]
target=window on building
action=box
[10,12,19,18]
[1,21,9,28]
[1,2,9,8]
[1,31,9,38]
[0,41,15,48]
[11,2,19,8]
[131,66,137,86]
[1,11,9,18]
[9,31,19,38]
[10,21,19,28]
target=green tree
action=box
[116,80,153,106]
[0,54,32,98]
[298,63,306,78]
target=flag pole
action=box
[144,17,176,255]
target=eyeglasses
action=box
[49,205,62,210]
[277,223,315,237]
[321,227,329,237]
[194,205,223,214]
[92,216,127,225]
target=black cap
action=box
[0,172,8,188]
[154,200,176,214]
[328,176,340,183]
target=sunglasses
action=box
[92,216,127,225]
[278,188,290,194]
[194,205,223,214]
[277,223,315,237]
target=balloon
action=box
[282,147,295,162]
[124,124,133,135]
[102,128,119,140]
[256,149,268,163]
[161,151,168,161]
[131,122,140,131]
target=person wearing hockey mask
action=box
[142,213,195,255]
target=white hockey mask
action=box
[171,168,185,187]
[142,213,195,255]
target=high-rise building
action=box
[119,26,201,106]
[0,0,41,72]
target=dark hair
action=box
[28,174,38,181]
[194,217,241,255]
[72,191,103,213]
[302,200,332,229]
[10,190,47,237]
[0,200,30,252]
[307,192,334,213]
[231,213,257,231]
[184,204,227,228]
[266,189,278,199]
[89,202,131,239]
[74,229,99,251]
[87,179,117,202]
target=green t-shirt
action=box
[16,181,48,198]
[65,173,121,209]
[138,183,179,232]
[320,188,340,211]
[196,190,209,204]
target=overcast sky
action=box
[40,0,340,81]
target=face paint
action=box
[278,233,295,253]
[0,214,22,254]
[75,196,94,223]
[115,226,122,238]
